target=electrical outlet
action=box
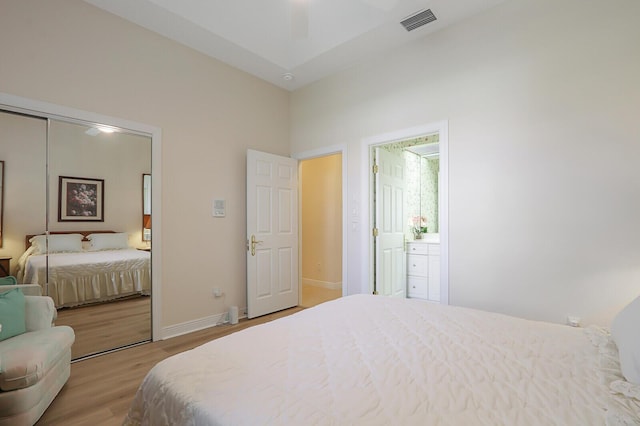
[213,288,222,297]
[566,316,581,327]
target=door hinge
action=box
[372,227,379,237]
[372,164,379,174]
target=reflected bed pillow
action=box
[611,295,640,385]
[87,233,129,251]
[29,233,84,255]
[0,288,26,341]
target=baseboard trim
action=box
[161,309,247,340]
[302,278,342,291]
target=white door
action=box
[374,147,406,298]
[246,149,299,318]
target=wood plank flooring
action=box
[55,296,151,360]
[36,307,304,426]
[300,283,342,308]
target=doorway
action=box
[363,122,449,304]
[299,154,343,308]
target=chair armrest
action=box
[0,284,42,296]
[24,296,56,331]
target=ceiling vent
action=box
[400,9,437,32]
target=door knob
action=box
[250,235,263,256]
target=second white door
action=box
[374,147,406,298]
[246,149,299,318]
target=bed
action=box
[16,231,151,308]
[124,295,640,425]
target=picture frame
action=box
[58,176,104,222]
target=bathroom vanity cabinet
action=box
[406,241,440,302]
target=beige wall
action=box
[0,0,290,328]
[48,120,151,240]
[0,112,47,274]
[291,0,640,325]
[301,154,342,287]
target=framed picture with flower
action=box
[58,176,104,222]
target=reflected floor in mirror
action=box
[55,296,151,360]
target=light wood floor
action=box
[55,286,335,360]
[300,283,342,308]
[55,296,151,360]
[36,306,304,425]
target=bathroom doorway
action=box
[364,122,449,304]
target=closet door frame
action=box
[0,92,162,342]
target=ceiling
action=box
[83,0,506,90]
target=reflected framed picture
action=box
[58,176,104,222]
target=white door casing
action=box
[246,149,299,318]
[374,147,406,298]
[363,121,449,304]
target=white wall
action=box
[2,0,637,329]
[0,0,290,330]
[291,0,640,325]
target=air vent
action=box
[400,9,437,32]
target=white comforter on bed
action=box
[125,295,640,426]
[21,248,150,308]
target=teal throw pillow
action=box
[0,276,18,285]
[0,288,26,341]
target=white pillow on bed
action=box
[86,233,130,251]
[611,295,640,385]
[29,234,84,254]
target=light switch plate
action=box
[213,199,226,217]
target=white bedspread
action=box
[125,295,640,426]
[22,249,150,308]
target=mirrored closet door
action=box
[0,108,153,360]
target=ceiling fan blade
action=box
[291,0,309,39]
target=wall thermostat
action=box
[213,199,226,217]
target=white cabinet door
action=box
[407,254,427,276]
[407,276,428,299]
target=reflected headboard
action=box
[25,230,116,250]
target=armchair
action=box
[0,284,42,296]
[0,293,75,425]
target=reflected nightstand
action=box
[0,257,11,277]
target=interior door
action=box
[375,147,406,297]
[246,149,298,318]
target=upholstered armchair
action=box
[0,289,75,425]
[0,283,42,296]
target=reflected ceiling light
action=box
[85,125,117,136]
[97,126,116,133]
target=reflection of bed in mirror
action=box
[16,231,151,308]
